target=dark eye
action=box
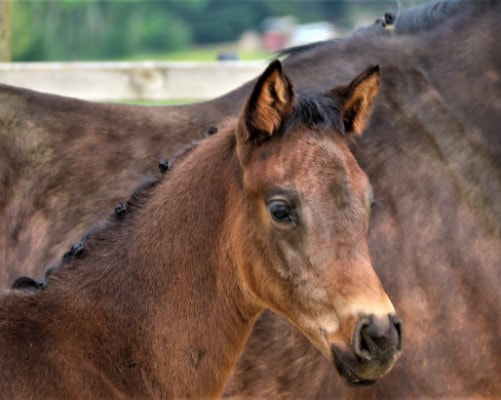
[268,201,292,223]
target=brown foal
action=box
[0,61,401,398]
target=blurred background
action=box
[0,1,426,103]
[1,0,423,62]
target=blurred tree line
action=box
[10,0,393,61]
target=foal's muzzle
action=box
[332,313,403,386]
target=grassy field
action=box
[118,99,201,106]
[123,44,270,62]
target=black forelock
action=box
[287,91,345,136]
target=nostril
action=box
[353,318,372,362]
[390,315,403,351]
[359,330,371,354]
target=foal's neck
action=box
[48,131,260,398]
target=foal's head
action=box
[232,61,402,385]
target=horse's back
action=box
[0,83,227,288]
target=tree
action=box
[0,0,11,61]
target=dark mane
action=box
[289,91,344,135]
[279,0,477,60]
[13,137,204,288]
[42,174,163,281]
[394,0,473,34]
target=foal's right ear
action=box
[238,60,294,146]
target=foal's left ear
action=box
[331,66,380,136]
[238,60,294,145]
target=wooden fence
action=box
[0,61,267,101]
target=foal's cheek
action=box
[274,239,303,276]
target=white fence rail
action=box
[0,61,268,101]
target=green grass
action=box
[121,45,270,62]
[117,99,201,106]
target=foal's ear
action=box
[332,66,380,136]
[238,60,294,145]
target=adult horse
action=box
[0,0,499,398]
[0,61,403,398]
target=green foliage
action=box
[10,0,382,62]
[188,2,268,44]
[11,1,194,61]
[126,7,191,54]
[11,3,44,61]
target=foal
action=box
[0,61,401,398]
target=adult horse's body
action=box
[0,61,401,398]
[0,0,500,398]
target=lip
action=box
[332,350,376,387]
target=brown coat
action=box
[0,62,400,398]
[1,1,500,398]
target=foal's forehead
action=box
[248,130,363,192]
[270,130,349,173]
